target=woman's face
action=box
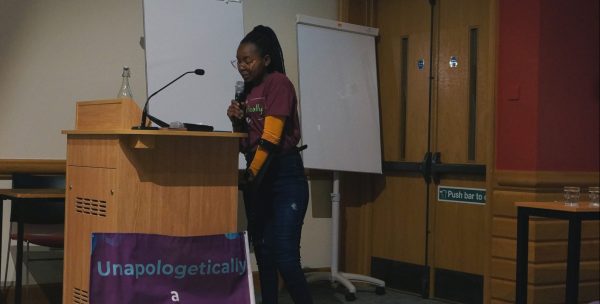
[236,42,270,84]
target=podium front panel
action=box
[63,133,240,304]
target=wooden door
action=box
[371,0,432,295]
[370,0,493,302]
[431,0,492,301]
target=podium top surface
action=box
[62,129,247,138]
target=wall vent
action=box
[75,197,107,217]
[73,287,89,303]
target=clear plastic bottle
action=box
[117,66,133,99]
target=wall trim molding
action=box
[494,170,599,189]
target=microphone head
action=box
[235,81,244,94]
[194,69,205,75]
[235,81,244,101]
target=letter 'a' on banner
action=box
[89,232,255,304]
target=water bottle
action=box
[117,66,133,99]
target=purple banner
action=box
[90,232,254,304]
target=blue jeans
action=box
[244,152,313,304]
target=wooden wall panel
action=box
[491,238,599,262]
[491,258,599,284]
[490,170,600,304]
[492,190,562,217]
[495,170,600,189]
[493,217,600,240]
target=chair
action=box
[2,173,65,292]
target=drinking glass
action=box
[589,186,599,207]
[563,186,580,207]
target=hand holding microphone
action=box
[227,101,244,120]
[227,81,246,130]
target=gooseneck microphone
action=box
[132,68,205,130]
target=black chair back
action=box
[11,173,65,225]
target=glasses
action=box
[230,57,257,69]
[563,186,580,206]
[589,186,599,207]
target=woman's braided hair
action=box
[241,25,285,74]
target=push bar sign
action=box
[90,232,254,304]
[438,186,486,204]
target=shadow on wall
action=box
[0,1,28,97]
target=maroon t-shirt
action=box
[240,72,301,154]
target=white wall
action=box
[0,0,338,283]
[0,0,147,159]
[0,0,147,285]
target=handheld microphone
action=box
[231,81,246,132]
[132,68,205,130]
[234,81,246,115]
[234,81,244,101]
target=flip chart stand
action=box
[305,171,385,301]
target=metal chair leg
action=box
[2,224,12,292]
[25,241,30,287]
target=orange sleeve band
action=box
[248,116,285,176]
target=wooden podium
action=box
[61,99,245,304]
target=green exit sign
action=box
[438,186,486,204]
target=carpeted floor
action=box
[277,282,445,304]
[6,281,447,304]
[14,251,445,304]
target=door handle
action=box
[431,152,442,184]
[382,152,486,184]
[421,152,432,184]
[381,152,432,184]
[430,152,486,184]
